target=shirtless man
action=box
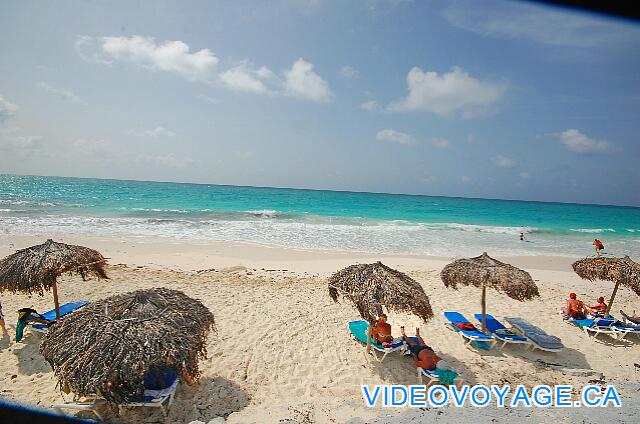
[370,314,393,344]
[586,297,607,316]
[400,326,444,371]
[563,292,587,320]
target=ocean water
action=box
[1,174,639,258]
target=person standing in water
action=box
[519,232,525,241]
[593,239,604,256]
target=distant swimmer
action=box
[519,232,525,241]
[593,239,604,256]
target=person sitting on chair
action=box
[563,293,587,320]
[370,314,393,345]
[586,297,607,316]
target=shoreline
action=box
[0,234,582,274]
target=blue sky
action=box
[1,0,639,206]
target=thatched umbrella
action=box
[441,252,539,332]
[0,239,108,318]
[40,288,216,403]
[572,256,640,318]
[329,261,433,352]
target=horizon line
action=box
[1,172,638,209]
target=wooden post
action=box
[481,285,487,333]
[52,281,61,319]
[605,280,620,319]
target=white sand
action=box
[0,235,639,423]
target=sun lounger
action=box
[561,313,630,340]
[620,310,640,326]
[504,317,564,352]
[443,312,493,349]
[594,315,640,340]
[120,374,179,418]
[473,313,530,348]
[417,367,463,388]
[54,371,179,420]
[54,396,107,420]
[348,320,416,361]
[16,301,89,341]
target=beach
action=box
[1,234,639,423]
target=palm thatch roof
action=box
[40,288,216,403]
[0,239,108,295]
[328,261,433,323]
[440,252,539,301]
[572,256,640,295]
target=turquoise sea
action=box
[1,174,639,258]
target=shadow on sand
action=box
[90,376,251,424]
[12,332,51,375]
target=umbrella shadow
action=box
[116,376,250,423]
[12,332,51,375]
[506,345,592,371]
[0,332,10,350]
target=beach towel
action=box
[435,368,459,385]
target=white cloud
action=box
[519,172,529,179]
[128,126,176,138]
[360,100,381,111]
[495,155,516,168]
[77,35,219,82]
[283,59,333,103]
[444,0,640,48]
[0,95,18,123]
[556,129,613,154]
[375,129,417,146]
[76,36,333,103]
[431,138,450,149]
[388,66,507,118]
[219,63,274,94]
[37,82,86,105]
[340,65,359,79]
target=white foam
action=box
[2,214,639,258]
[570,228,616,233]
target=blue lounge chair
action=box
[121,367,179,418]
[348,320,417,361]
[505,317,564,352]
[473,314,530,348]
[56,367,179,419]
[443,312,493,348]
[16,301,89,341]
[561,313,629,340]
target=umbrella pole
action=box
[481,285,487,333]
[605,280,621,319]
[52,282,61,319]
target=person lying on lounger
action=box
[585,297,607,316]
[563,293,587,320]
[400,326,447,371]
[371,314,394,345]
